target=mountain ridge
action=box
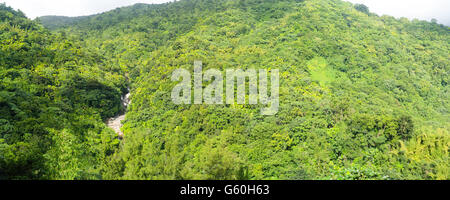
[37,1,450,31]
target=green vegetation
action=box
[1,0,449,180]
[36,16,88,30]
[0,3,125,179]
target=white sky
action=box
[1,0,449,25]
[0,0,172,19]
[346,0,450,25]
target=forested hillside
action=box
[1,0,449,180]
[0,3,126,179]
[37,16,88,30]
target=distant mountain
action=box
[37,15,88,30]
[37,3,167,31]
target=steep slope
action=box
[0,3,125,179]
[3,0,450,180]
[99,0,448,180]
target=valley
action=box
[0,0,448,180]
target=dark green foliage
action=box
[354,4,369,15]
[0,4,124,179]
[36,16,88,30]
[1,0,449,180]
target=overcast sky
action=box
[0,0,172,18]
[1,0,449,26]
[346,0,450,25]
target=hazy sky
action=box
[1,0,449,25]
[0,0,172,18]
[346,0,450,25]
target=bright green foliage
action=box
[0,3,123,179]
[1,0,449,180]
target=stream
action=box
[107,91,130,139]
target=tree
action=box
[354,4,369,14]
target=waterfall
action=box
[107,89,131,139]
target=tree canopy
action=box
[1,0,449,180]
